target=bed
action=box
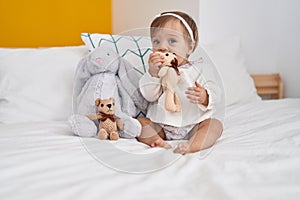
[1,34,300,200]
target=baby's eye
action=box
[168,38,177,45]
[152,39,160,45]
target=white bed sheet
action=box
[1,99,300,200]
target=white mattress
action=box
[1,99,300,200]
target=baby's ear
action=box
[188,42,195,56]
[95,98,101,106]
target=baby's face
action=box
[151,19,194,66]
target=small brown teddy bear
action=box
[156,51,181,112]
[86,97,124,140]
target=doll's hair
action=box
[150,11,199,52]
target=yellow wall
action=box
[0,0,111,47]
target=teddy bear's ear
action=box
[171,57,178,67]
[95,98,101,106]
[109,97,115,102]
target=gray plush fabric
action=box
[68,47,148,138]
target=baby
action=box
[138,11,225,155]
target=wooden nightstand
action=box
[251,73,283,99]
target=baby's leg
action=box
[137,117,171,149]
[174,119,223,155]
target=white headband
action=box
[154,13,195,43]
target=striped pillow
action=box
[81,33,152,75]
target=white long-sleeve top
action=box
[139,59,225,127]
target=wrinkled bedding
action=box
[1,99,300,200]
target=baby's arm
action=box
[139,72,162,102]
[139,53,165,102]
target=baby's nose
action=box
[157,48,168,52]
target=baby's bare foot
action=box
[173,141,191,155]
[151,138,172,149]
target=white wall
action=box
[199,0,300,98]
[112,0,199,36]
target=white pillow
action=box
[200,36,261,106]
[0,46,88,123]
[81,33,152,76]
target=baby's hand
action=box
[148,52,165,77]
[185,82,209,106]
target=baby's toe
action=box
[173,142,190,155]
[151,139,171,149]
